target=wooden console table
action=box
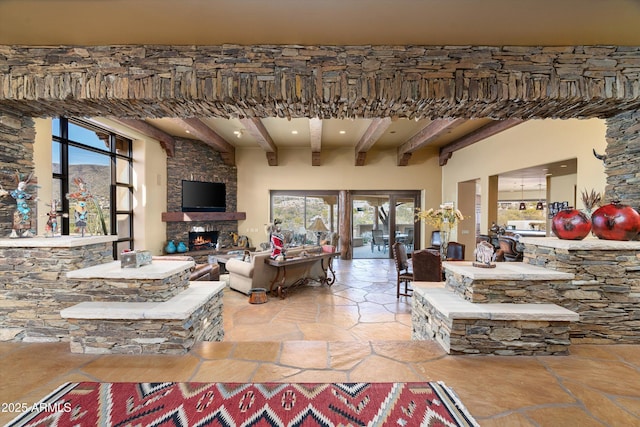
[265,252,340,298]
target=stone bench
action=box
[412,285,579,356]
[60,281,225,355]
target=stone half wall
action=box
[65,289,224,355]
[522,237,640,344]
[0,237,115,342]
[165,138,238,248]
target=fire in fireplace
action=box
[188,231,218,251]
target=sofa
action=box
[225,245,332,295]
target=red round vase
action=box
[591,201,640,241]
[551,209,592,240]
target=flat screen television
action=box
[181,180,226,212]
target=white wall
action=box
[33,119,53,236]
[236,146,442,247]
[442,119,607,236]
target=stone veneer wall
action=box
[165,138,238,249]
[0,114,36,237]
[445,272,573,305]
[2,46,640,120]
[605,110,640,208]
[524,242,640,344]
[66,269,191,303]
[66,290,224,355]
[0,241,113,341]
[411,291,572,356]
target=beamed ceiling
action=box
[1,0,637,188]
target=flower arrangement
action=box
[416,202,464,231]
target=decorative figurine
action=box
[0,171,36,238]
[473,240,497,268]
[66,177,106,237]
[266,218,285,260]
[45,199,63,237]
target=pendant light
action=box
[536,183,544,210]
[519,183,526,210]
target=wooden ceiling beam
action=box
[168,118,235,166]
[239,118,278,166]
[354,118,392,166]
[438,119,524,166]
[396,118,467,166]
[309,118,323,166]
[108,118,176,157]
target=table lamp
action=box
[308,217,329,245]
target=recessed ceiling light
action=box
[339,130,346,134]
[291,130,298,135]
[185,130,191,134]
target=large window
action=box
[52,118,134,257]
[270,191,339,246]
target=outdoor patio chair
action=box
[392,242,413,298]
[371,229,388,253]
[403,228,414,250]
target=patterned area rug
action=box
[7,382,479,426]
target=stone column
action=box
[0,113,36,237]
[605,110,640,208]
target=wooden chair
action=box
[411,248,442,282]
[392,242,413,298]
[371,229,388,253]
[446,241,465,261]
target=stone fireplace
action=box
[189,230,218,251]
[165,139,239,253]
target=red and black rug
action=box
[7,381,478,426]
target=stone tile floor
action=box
[1,259,640,426]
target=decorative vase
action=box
[439,229,450,260]
[165,240,177,254]
[177,241,187,253]
[551,208,592,240]
[591,201,640,241]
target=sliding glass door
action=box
[351,190,420,259]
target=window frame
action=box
[52,117,134,258]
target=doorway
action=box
[351,190,420,259]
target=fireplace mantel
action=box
[161,212,246,222]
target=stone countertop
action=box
[414,287,579,321]
[0,235,118,248]
[520,236,640,250]
[442,261,574,281]
[66,259,194,280]
[61,281,225,320]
